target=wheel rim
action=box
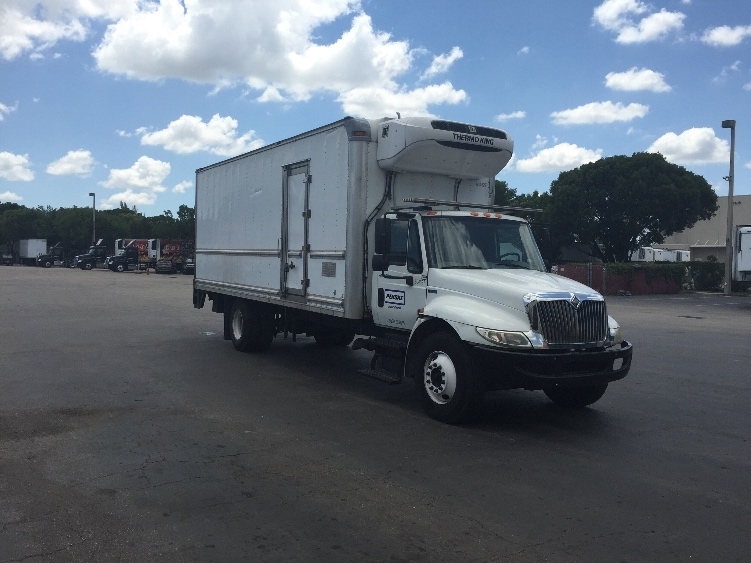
[423,350,457,405]
[231,309,244,341]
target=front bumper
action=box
[471,341,632,391]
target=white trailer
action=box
[631,247,655,262]
[734,225,751,282]
[194,116,632,423]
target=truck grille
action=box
[527,298,608,345]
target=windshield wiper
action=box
[494,262,530,269]
[441,265,486,269]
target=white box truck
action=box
[193,116,632,423]
[16,238,47,265]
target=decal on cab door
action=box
[384,289,405,309]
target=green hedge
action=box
[685,261,724,291]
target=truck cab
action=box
[36,242,66,268]
[367,203,631,422]
[77,241,108,270]
[106,245,140,272]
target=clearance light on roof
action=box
[352,130,367,137]
[426,211,437,216]
[470,211,479,216]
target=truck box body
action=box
[17,239,47,259]
[195,117,498,319]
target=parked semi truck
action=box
[36,242,67,267]
[193,116,632,423]
[106,243,141,272]
[76,240,109,269]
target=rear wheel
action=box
[229,300,274,353]
[412,331,484,424]
[544,383,608,408]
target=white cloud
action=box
[140,114,264,157]
[605,67,671,92]
[99,189,157,210]
[99,156,171,208]
[592,0,685,44]
[712,60,742,83]
[0,1,137,60]
[516,143,603,173]
[647,128,729,165]
[551,101,649,125]
[90,2,464,116]
[46,149,95,176]
[0,152,34,181]
[337,82,467,118]
[495,111,526,122]
[0,101,19,120]
[2,1,467,117]
[745,160,751,170]
[172,181,193,194]
[420,47,463,80]
[701,25,751,47]
[517,46,530,55]
[0,191,23,202]
[744,82,751,91]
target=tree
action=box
[546,153,717,262]
[0,207,44,256]
[493,180,517,206]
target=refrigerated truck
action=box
[193,116,632,423]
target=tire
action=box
[229,300,274,353]
[44,260,52,268]
[314,329,355,347]
[544,383,608,408]
[411,331,484,424]
[84,262,93,271]
[115,263,125,273]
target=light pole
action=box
[721,120,735,295]
[89,192,96,244]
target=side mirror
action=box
[372,254,389,272]
[374,217,391,255]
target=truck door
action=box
[372,217,427,331]
[281,161,311,298]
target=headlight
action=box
[608,325,623,346]
[476,327,532,348]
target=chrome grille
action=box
[528,299,608,345]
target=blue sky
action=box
[1,0,749,216]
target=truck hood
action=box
[428,268,601,312]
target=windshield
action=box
[423,216,545,271]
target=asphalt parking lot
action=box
[1,266,749,562]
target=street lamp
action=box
[89,192,96,244]
[721,120,735,295]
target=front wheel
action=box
[411,332,484,424]
[544,383,608,408]
[229,300,274,353]
[115,263,125,272]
